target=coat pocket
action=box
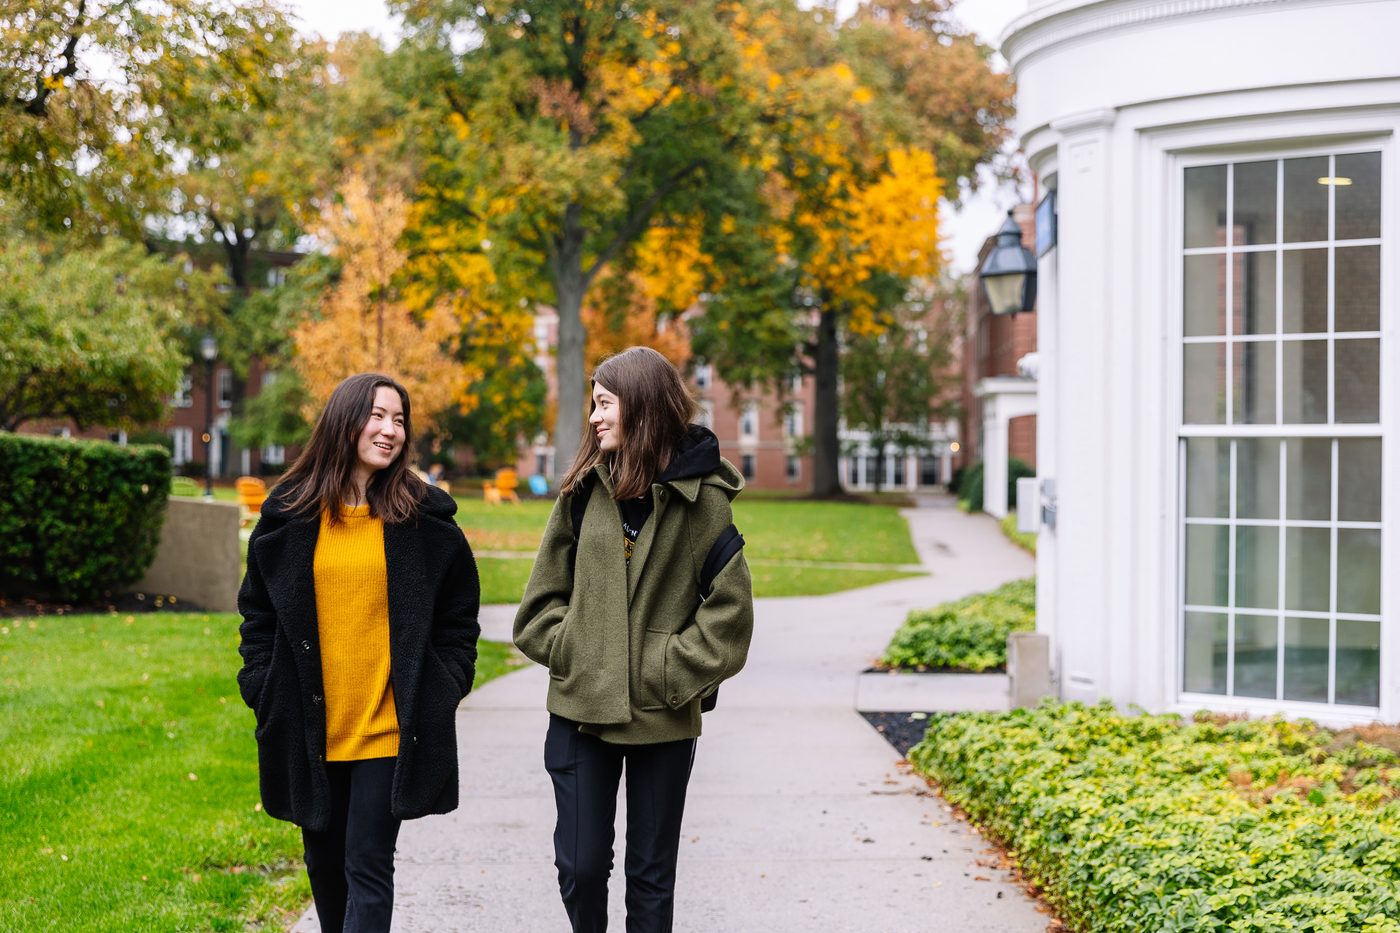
[547,611,576,681]
[637,628,671,711]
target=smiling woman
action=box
[237,372,481,933]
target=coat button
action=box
[301,640,312,651]
[412,735,419,744]
[311,694,322,705]
[670,695,680,705]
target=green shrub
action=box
[0,433,170,601]
[957,458,1035,513]
[957,460,984,511]
[910,703,1400,933]
[880,577,1035,671]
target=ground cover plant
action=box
[0,612,520,931]
[910,702,1400,933]
[880,578,1034,671]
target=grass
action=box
[458,496,925,602]
[0,612,520,932]
[998,514,1037,555]
[746,563,922,597]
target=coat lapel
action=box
[253,515,322,685]
[626,485,669,603]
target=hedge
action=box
[910,702,1400,933]
[956,458,1035,513]
[0,433,171,601]
[880,577,1035,672]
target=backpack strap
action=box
[693,519,744,713]
[569,472,596,575]
[699,524,744,598]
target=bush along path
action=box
[881,577,1035,672]
[910,702,1400,933]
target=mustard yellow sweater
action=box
[314,504,399,761]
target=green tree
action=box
[0,0,301,237]
[0,237,222,431]
[841,280,959,492]
[393,0,769,478]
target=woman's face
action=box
[589,383,621,453]
[356,386,406,476]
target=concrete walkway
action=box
[293,494,1044,932]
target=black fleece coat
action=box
[236,484,480,832]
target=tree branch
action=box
[583,158,704,283]
[23,0,87,117]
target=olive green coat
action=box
[512,460,754,744]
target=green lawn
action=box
[459,496,925,602]
[0,613,520,932]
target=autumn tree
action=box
[392,0,769,478]
[691,0,1013,495]
[294,173,470,423]
[0,237,223,431]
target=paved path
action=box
[294,494,1043,932]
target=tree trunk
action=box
[552,214,588,482]
[811,307,842,498]
[873,440,885,494]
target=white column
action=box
[1047,108,1117,705]
[983,396,1010,518]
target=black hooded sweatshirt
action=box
[618,424,722,560]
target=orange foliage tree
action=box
[293,173,471,422]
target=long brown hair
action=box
[560,346,698,500]
[275,372,426,525]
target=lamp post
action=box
[200,334,218,499]
[978,209,1038,316]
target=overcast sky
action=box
[281,0,1033,273]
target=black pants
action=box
[545,714,697,933]
[302,756,401,933]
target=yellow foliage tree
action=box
[294,173,470,422]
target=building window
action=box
[892,454,906,487]
[266,267,287,288]
[741,453,756,480]
[1179,150,1382,710]
[783,404,804,439]
[173,374,193,408]
[739,402,759,441]
[785,454,800,482]
[695,363,712,390]
[262,444,286,466]
[790,372,803,394]
[218,369,233,409]
[171,427,194,466]
[696,399,714,430]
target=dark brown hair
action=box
[560,346,698,500]
[274,372,426,525]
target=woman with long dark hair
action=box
[514,346,755,933]
[237,372,480,933]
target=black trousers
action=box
[302,756,401,933]
[545,714,697,933]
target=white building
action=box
[1006,0,1398,723]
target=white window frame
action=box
[784,403,804,439]
[739,401,759,442]
[171,427,193,466]
[217,369,233,409]
[696,399,714,430]
[695,363,712,390]
[173,374,193,408]
[1165,133,1397,724]
[262,444,286,466]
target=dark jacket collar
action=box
[261,481,457,523]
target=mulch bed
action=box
[861,711,937,757]
[0,591,200,618]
